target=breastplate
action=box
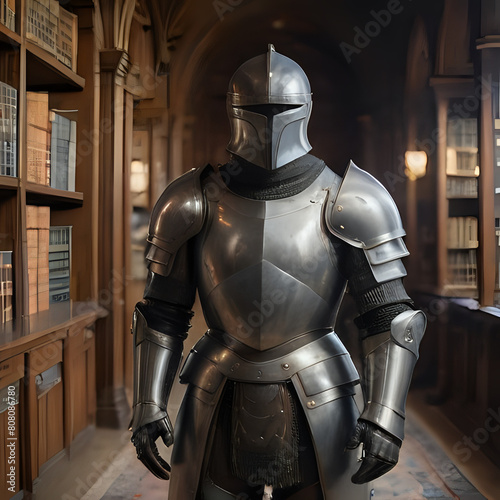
[197,168,346,350]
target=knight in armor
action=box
[130,45,426,500]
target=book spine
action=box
[26,205,51,314]
[49,226,71,303]
[27,92,50,185]
[0,251,13,324]
[0,81,17,178]
[50,112,76,191]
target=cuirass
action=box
[196,168,346,350]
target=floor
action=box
[33,390,499,500]
[33,295,499,500]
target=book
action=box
[27,92,51,185]
[0,81,17,177]
[0,0,15,32]
[0,251,13,324]
[49,226,71,303]
[26,0,57,57]
[57,6,78,70]
[25,0,77,70]
[50,112,76,191]
[447,217,478,249]
[446,177,478,198]
[26,205,50,314]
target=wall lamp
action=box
[404,150,427,180]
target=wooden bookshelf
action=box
[0,1,101,497]
[26,182,83,208]
[0,174,19,189]
[26,40,84,91]
[0,21,20,47]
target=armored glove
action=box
[130,302,188,480]
[347,419,401,483]
[131,416,174,479]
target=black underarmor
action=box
[219,153,326,200]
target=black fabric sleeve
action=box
[138,240,197,339]
[344,246,414,338]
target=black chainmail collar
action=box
[218,154,326,200]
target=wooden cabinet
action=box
[64,324,96,447]
[0,353,23,500]
[27,341,64,479]
[0,303,104,498]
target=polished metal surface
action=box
[180,330,359,387]
[360,310,427,441]
[146,166,207,275]
[326,161,407,249]
[197,167,346,350]
[325,161,410,283]
[130,308,183,433]
[170,382,226,499]
[226,45,312,170]
[292,379,371,499]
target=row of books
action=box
[0,81,17,177]
[447,216,478,249]
[0,251,13,324]
[49,225,71,303]
[446,177,478,199]
[446,147,479,177]
[26,206,71,315]
[26,0,78,71]
[447,117,477,149]
[0,0,15,32]
[27,91,76,190]
[0,220,71,323]
[447,249,477,287]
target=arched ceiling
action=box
[139,0,445,168]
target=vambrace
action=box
[360,309,426,441]
[130,301,190,434]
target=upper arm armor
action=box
[325,161,409,283]
[145,166,208,276]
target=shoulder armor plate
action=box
[146,166,208,275]
[326,161,406,249]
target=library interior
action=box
[0,0,500,499]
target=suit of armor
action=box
[131,46,426,500]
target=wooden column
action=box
[477,44,498,306]
[95,49,131,428]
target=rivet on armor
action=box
[308,400,316,408]
[337,205,343,212]
[257,370,262,378]
[230,362,240,372]
[404,329,414,342]
[282,363,290,370]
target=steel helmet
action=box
[226,44,312,170]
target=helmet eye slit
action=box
[239,104,302,119]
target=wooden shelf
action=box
[26,182,83,208]
[0,301,106,359]
[0,22,21,47]
[0,174,19,190]
[26,41,84,92]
